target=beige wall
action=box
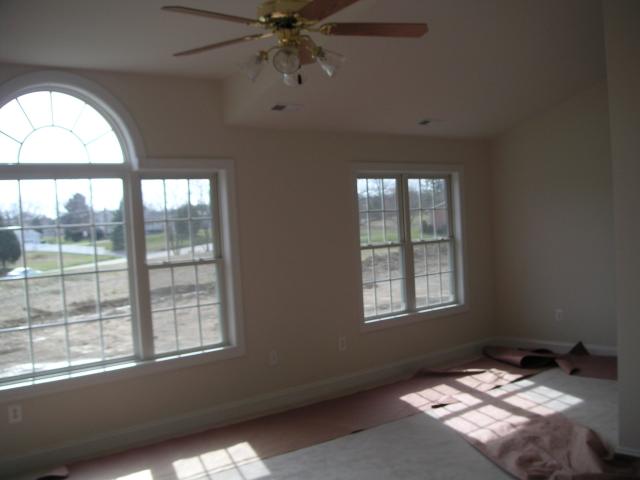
[603,0,640,453]
[0,64,494,462]
[491,82,616,346]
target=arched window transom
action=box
[0,91,123,164]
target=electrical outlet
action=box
[554,309,564,322]
[269,350,278,366]
[338,336,347,352]
[8,404,22,424]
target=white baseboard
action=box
[616,445,640,458]
[492,336,618,357]
[2,337,491,478]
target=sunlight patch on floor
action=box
[172,442,271,480]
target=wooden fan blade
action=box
[299,37,317,65]
[173,33,273,57]
[321,22,428,37]
[162,6,258,26]
[298,0,361,21]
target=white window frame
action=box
[352,163,469,332]
[0,72,245,401]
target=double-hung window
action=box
[0,82,242,388]
[356,167,465,325]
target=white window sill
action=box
[0,344,245,402]
[361,304,469,333]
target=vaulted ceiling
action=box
[0,0,606,137]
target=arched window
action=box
[0,77,242,388]
[0,91,123,164]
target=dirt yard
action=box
[0,263,221,379]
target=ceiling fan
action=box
[162,0,428,86]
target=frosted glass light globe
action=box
[272,47,301,74]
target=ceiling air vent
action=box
[271,104,303,112]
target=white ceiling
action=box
[0,0,606,138]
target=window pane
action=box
[150,267,173,310]
[58,179,92,228]
[0,279,27,329]
[103,316,133,359]
[390,279,405,312]
[384,212,399,243]
[145,222,168,264]
[68,321,102,366]
[408,179,420,209]
[87,131,124,164]
[419,179,435,209]
[434,179,447,208]
[193,219,214,259]
[64,273,98,322]
[439,242,452,272]
[197,264,219,304]
[359,213,370,245]
[176,307,201,350]
[375,282,391,315]
[373,248,390,282]
[361,249,374,284]
[189,179,211,218]
[428,275,442,305]
[165,179,190,219]
[389,246,403,280]
[368,212,383,244]
[0,331,31,378]
[142,180,166,222]
[153,310,177,355]
[32,325,68,372]
[382,178,398,210]
[173,265,198,308]
[20,179,57,226]
[415,276,428,308]
[357,179,368,212]
[427,244,440,274]
[435,209,450,238]
[200,304,222,346]
[28,276,64,326]
[366,179,383,211]
[0,133,20,164]
[362,285,376,317]
[98,270,131,317]
[441,272,455,303]
[0,99,32,143]
[20,127,88,164]
[72,104,112,144]
[413,244,426,277]
[18,92,52,129]
[167,221,193,262]
[51,92,85,130]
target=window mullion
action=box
[126,173,154,360]
[399,174,416,312]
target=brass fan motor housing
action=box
[257,0,311,19]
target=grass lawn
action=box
[145,231,212,252]
[10,251,119,272]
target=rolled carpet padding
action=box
[483,342,617,380]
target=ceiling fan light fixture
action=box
[272,46,301,74]
[316,48,345,78]
[282,72,303,87]
[240,51,269,82]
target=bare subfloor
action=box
[27,368,618,480]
